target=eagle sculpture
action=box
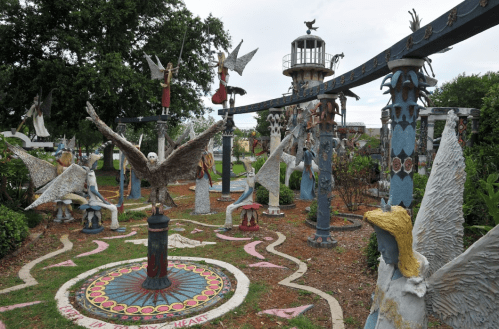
[85,102,225,214]
[304,19,318,31]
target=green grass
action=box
[288,315,323,329]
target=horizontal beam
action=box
[219,0,499,116]
[114,115,169,123]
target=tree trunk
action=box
[102,143,115,171]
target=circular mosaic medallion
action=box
[75,260,231,322]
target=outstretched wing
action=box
[224,39,243,71]
[85,102,150,180]
[426,224,499,328]
[159,120,224,183]
[67,135,76,150]
[412,111,466,278]
[6,142,57,188]
[143,52,164,80]
[40,88,56,117]
[25,164,87,210]
[233,48,258,76]
[255,128,295,196]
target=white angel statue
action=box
[363,110,499,329]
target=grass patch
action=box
[288,315,322,329]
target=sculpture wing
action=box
[224,39,243,71]
[412,111,466,278]
[233,48,258,76]
[158,119,224,183]
[255,128,295,196]
[6,142,57,188]
[85,102,150,180]
[143,52,164,80]
[25,164,87,210]
[40,88,56,117]
[426,224,499,329]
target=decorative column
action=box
[157,121,167,162]
[219,115,235,202]
[380,110,390,183]
[468,109,480,147]
[426,116,435,175]
[116,123,127,208]
[308,94,338,248]
[382,59,426,208]
[142,208,171,290]
[263,108,285,217]
[418,115,428,175]
[457,115,469,148]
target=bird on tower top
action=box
[304,19,318,34]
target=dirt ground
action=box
[0,178,450,329]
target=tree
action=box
[255,109,270,137]
[0,0,231,169]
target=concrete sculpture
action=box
[299,142,316,200]
[364,111,499,329]
[22,88,55,139]
[194,146,215,214]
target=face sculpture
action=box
[373,225,399,265]
[147,152,158,164]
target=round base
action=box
[217,195,234,202]
[64,218,75,223]
[141,275,172,290]
[262,211,285,218]
[82,226,105,234]
[53,218,63,223]
[238,225,260,231]
[307,234,337,248]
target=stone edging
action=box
[0,234,73,295]
[305,213,363,232]
[260,203,296,210]
[266,232,344,329]
[55,256,249,329]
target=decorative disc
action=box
[75,260,231,322]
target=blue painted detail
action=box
[234,187,253,205]
[127,169,142,200]
[364,310,379,329]
[389,174,413,208]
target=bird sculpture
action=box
[304,19,318,31]
[85,101,225,215]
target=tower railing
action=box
[282,53,333,71]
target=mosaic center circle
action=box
[75,260,231,322]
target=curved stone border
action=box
[75,240,109,258]
[0,301,42,312]
[261,203,296,210]
[100,230,137,240]
[55,256,250,329]
[0,235,73,295]
[267,232,344,329]
[244,241,265,259]
[305,217,362,232]
[130,218,221,228]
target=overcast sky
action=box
[183,0,499,129]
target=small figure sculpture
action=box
[363,111,499,329]
[23,88,55,140]
[239,203,262,231]
[194,146,215,214]
[143,53,179,115]
[224,167,256,230]
[210,40,258,105]
[304,19,318,32]
[86,170,119,230]
[299,142,316,200]
[85,102,225,215]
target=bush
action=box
[255,184,294,205]
[23,210,44,228]
[412,173,429,221]
[365,232,380,270]
[118,210,148,222]
[307,200,318,221]
[289,171,302,190]
[0,205,30,258]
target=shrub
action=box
[365,232,380,270]
[23,210,44,228]
[0,205,30,258]
[289,171,302,190]
[255,184,294,205]
[307,200,318,221]
[118,211,148,222]
[412,173,429,221]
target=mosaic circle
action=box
[75,260,231,322]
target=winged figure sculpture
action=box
[85,101,225,214]
[363,110,499,329]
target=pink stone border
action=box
[75,240,109,258]
[100,230,137,240]
[258,304,313,319]
[0,301,42,312]
[248,262,285,268]
[216,233,251,241]
[244,241,265,259]
[42,260,77,270]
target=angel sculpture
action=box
[20,88,55,139]
[210,40,258,105]
[85,101,225,215]
[363,111,499,329]
[143,53,180,115]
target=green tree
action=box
[255,109,270,137]
[0,0,231,169]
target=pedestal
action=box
[81,206,104,234]
[142,209,171,290]
[219,120,234,202]
[263,108,284,217]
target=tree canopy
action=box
[0,0,231,144]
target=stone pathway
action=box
[267,232,345,329]
[0,235,73,295]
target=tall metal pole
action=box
[219,113,234,202]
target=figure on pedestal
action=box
[22,88,55,140]
[299,141,316,200]
[86,170,119,230]
[143,53,180,115]
[194,145,215,214]
[224,166,255,230]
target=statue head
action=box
[147,152,158,164]
[363,206,420,277]
[166,62,173,70]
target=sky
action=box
[183,0,499,129]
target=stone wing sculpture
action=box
[223,40,258,76]
[412,110,466,278]
[25,163,87,210]
[85,101,224,212]
[254,129,295,196]
[6,142,57,188]
[143,53,165,80]
[40,88,56,118]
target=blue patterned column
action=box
[381,59,426,208]
[308,94,338,248]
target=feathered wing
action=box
[224,39,243,71]
[25,164,87,210]
[143,52,164,80]
[85,102,150,180]
[412,111,466,278]
[67,135,76,150]
[255,129,295,196]
[159,120,225,183]
[6,142,57,188]
[40,88,56,117]
[426,224,499,329]
[233,48,258,76]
